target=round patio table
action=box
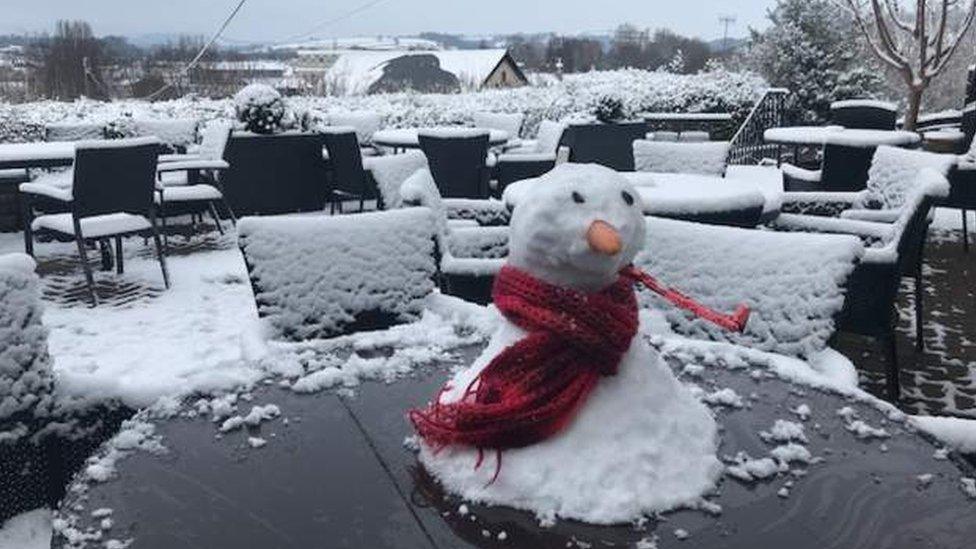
[372,127,509,152]
[763,126,921,148]
[55,344,976,548]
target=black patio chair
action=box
[830,100,898,130]
[563,121,649,171]
[321,127,374,213]
[418,130,491,199]
[782,142,878,192]
[221,132,330,216]
[492,120,568,197]
[19,137,169,306]
[770,146,956,400]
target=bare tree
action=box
[842,0,976,129]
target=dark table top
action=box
[57,342,976,549]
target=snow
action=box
[0,141,75,163]
[911,415,976,453]
[635,216,863,357]
[760,420,807,443]
[864,146,956,210]
[0,508,52,549]
[725,452,782,481]
[237,208,438,340]
[763,126,920,148]
[418,164,720,524]
[769,443,812,464]
[31,213,151,239]
[473,112,524,138]
[701,388,744,408]
[364,150,428,209]
[326,111,382,144]
[0,253,53,442]
[632,140,730,176]
[373,127,508,147]
[624,173,768,216]
[830,99,898,111]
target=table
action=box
[0,141,76,170]
[372,127,509,151]
[56,344,976,548]
[624,173,774,227]
[763,126,921,148]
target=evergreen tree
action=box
[749,0,884,122]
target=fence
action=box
[728,88,793,165]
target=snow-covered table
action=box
[56,344,976,549]
[763,126,921,148]
[624,173,778,226]
[0,141,76,170]
[372,127,509,151]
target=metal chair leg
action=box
[72,219,97,307]
[149,216,170,289]
[115,236,124,275]
[207,201,225,235]
[21,194,34,257]
[915,274,924,351]
[884,334,900,402]
[963,209,970,253]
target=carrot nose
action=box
[586,220,622,256]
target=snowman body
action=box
[417,164,722,524]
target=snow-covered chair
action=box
[830,99,897,130]
[564,121,649,171]
[473,111,524,146]
[770,153,954,399]
[632,140,730,176]
[365,150,429,210]
[679,131,711,142]
[634,217,863,358]
[20,138,169,306]
[418,129,492,200]
[400,168,507,304]
[328,111,383,154]
[44,122,104,142]
[321,127,375,213]
[780,139,885,192]
[154,122,234,237]
[131,118,199,153]
[492,120,569,197]
[237,207,438,340]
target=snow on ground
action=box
[0,508,51,549]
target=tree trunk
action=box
[904,86,925,132]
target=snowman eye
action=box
[571,191,585,204]
[621,191,634,206]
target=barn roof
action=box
[323,49,519,95]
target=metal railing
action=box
[728,88,793,165]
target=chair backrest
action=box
[565,121,649,171]
[473,112,524,138]
[71,137,160,219]
[321,127,368,198]
[133,119,199,152]
[237,207,438,340]
[328,111,383,145]
[222,132,330,216]
[534,120,566,154]
[632,140,730,176]
[198,121,233,161]
[679,131,710,142]
[652,131,679,142]
[418,130,490,199]
[962,102,976,157]
[830,100,898,130]
[366,150,429,210]
[864,145,956,209]
[45,122,104,142]
[819,143,877,192]
[633,216,864,357]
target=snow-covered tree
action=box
[842,0,976,130]
[749,0,886,122]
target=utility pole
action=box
[719,15,737,53]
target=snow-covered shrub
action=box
[0,254,54,445]
[593,95,627,123]
[234,84,287,134]
[237,208,438,340]
[635,217,864,357]
[0,69,767,144]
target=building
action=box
[298,48,527,95]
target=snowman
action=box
[411,164,740,525]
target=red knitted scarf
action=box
[409,265,639,467]
[409,264,749,482]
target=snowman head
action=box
[508,164,647,292]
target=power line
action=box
[139,0,248,100]
[221,0,391,48]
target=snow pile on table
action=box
[0,254,54,444]
[0,68,766,143]
[864,146,956,210]
[632,140,731,176]
[238,208,438,340]
[635,217,864,357]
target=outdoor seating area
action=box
[3,34,976,548]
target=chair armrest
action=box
[19,182,73,202]
[157,159,229,173]
[555,145,570,165]
[158,153,202,163]
[780,191,865,216]
[839,209,901,223]
[449,226,510,259]
[770,213,893,244]
[781,163,822,182]
[496,152,557,164]
[504,140,538,155]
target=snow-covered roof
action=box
[324,49,513,95]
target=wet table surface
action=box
[58,343,976,549]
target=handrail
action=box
[728,88,793,165]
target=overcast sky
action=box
[1,0,774,43]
